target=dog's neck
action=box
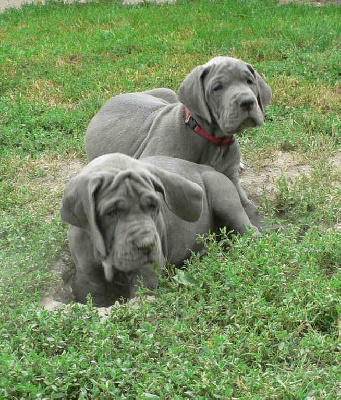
[184,106,235,146]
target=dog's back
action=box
[85,91,179,161]
[141,155,214,184]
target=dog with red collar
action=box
[85,56,271,230]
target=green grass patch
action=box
[0,0,340,398]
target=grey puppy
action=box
[60,153,258,306]
[85,56,272,229]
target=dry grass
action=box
[273,76,341,111]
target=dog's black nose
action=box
[240,98,255,112]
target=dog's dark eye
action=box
[144,200,159,215]
[105,208,118,217]
[212,81,223,91]
[105,204,126,217]
[142,195,160,215]
[148,203,158,213]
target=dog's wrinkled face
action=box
[61,154,204,288]
[204,58,265,133]
[96,173,164,278]
[178,56,272,136]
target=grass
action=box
[0,0,340,398]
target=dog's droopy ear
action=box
[147,167,203,222]
[255,70,272,112]
[60,174,106,258]
[178,64,212,124]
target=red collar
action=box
[184,106,235,146]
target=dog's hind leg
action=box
[202,171,260,234]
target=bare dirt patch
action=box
[240,150,313,205]
[39,157,83,188]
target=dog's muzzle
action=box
[239,96,255,112]
[103,224,163,280]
